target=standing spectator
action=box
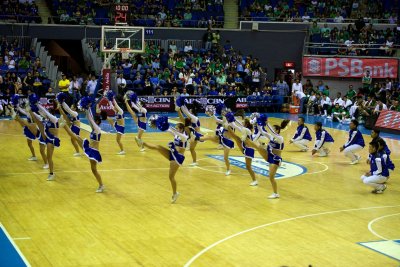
[69,76,82,104]
[58,74,70,93]
[317,80,325,93]
[296,91,307,114]
[276,78,289,97]
[211,30,220,50]
[86,75,97,96]
[251,68,260,89]
[116,73,126,93]
[345,85,357,101]
[183,42,193,53]
[362,70,372,95]
[203,29,213,50]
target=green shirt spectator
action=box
[18,56,30,69]
[175,59,185,69]
[310,22,321,35]
[321,24,331,38]
[345,85,357,99]
[184,11,192,20]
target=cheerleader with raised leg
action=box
[124,92,147,152]
[59,96,105,192]
[195,105,233,175]
[56,93,81,156]
[135,115,188,203]
[105,91,125,155]
[176,96,201,166]
[225,112,258,186]
[9,95,48,167]
[246,115,289,199]
[27,94,61,181]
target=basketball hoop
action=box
[120,48,130,60]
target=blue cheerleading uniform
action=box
[44,120,60,147]
[264,125,284,166]
[315,129,334,150]
[114,113,125,134]
[216,125,234,149]
[23,126,37,140]
[370,154,389,177]
[68,115,81,135]
[38,131,46,145]
[344,129,365,148]
[292,125,312,141]
[191,120,200,129]
[168,134,187,165]
[242,132,255,159]
[373,137,391,155]
[137,111,147,131]
[83,131,102,163]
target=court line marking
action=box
[183,205,400,267]
[0,166,218,176]
[13,237,31,240]
[0,223,31,267]
[367,213,400,241]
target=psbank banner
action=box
[375,110,400,134]
[137,96,248,111]
[303,56,398,78]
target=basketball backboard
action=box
[100,26,145,54]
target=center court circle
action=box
[206,155,307,179]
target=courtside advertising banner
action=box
[137,96,248,111]
[302,56,399,78]
[102,69,111,91]
[375,110,400,134]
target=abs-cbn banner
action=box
[303,56,398,78]
[375,110,400,134]
[137,96,248,112]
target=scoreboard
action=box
[114,3,129,24]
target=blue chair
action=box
[262,95,272,110]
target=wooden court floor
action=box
[0,117,399,267]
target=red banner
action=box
[102,69,111,91]
[98,97,115,117]
[375,110,400,133]
[303,57,398,78]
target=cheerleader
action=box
[339,119,365,164]
[371,129,391,155]
[361,142,388,194]
[135,115,187,203]
[244,115,290,199]
[59,96,105,192]
[196,105,233,176]
[176,96,201,166]
[105,91,125,155]
[9,96,48,167]
[289,117,312,152]
[225,113,258,186]
[56,93,81,156]
[27,94,61,181]
[312,122,334,157]
[124,92,147,152]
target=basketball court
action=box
[0,113,399,267]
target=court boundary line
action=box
[0,165,219,176]
[368,213,400,241]
[0,223,31,267]
[357,241,400,263]
[183,204,400,267]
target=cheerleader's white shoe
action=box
[47,173,55,181]
[96,185,105,193]
[171,192,180,203]
[249,180,258,186]
[268,193,280,199]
